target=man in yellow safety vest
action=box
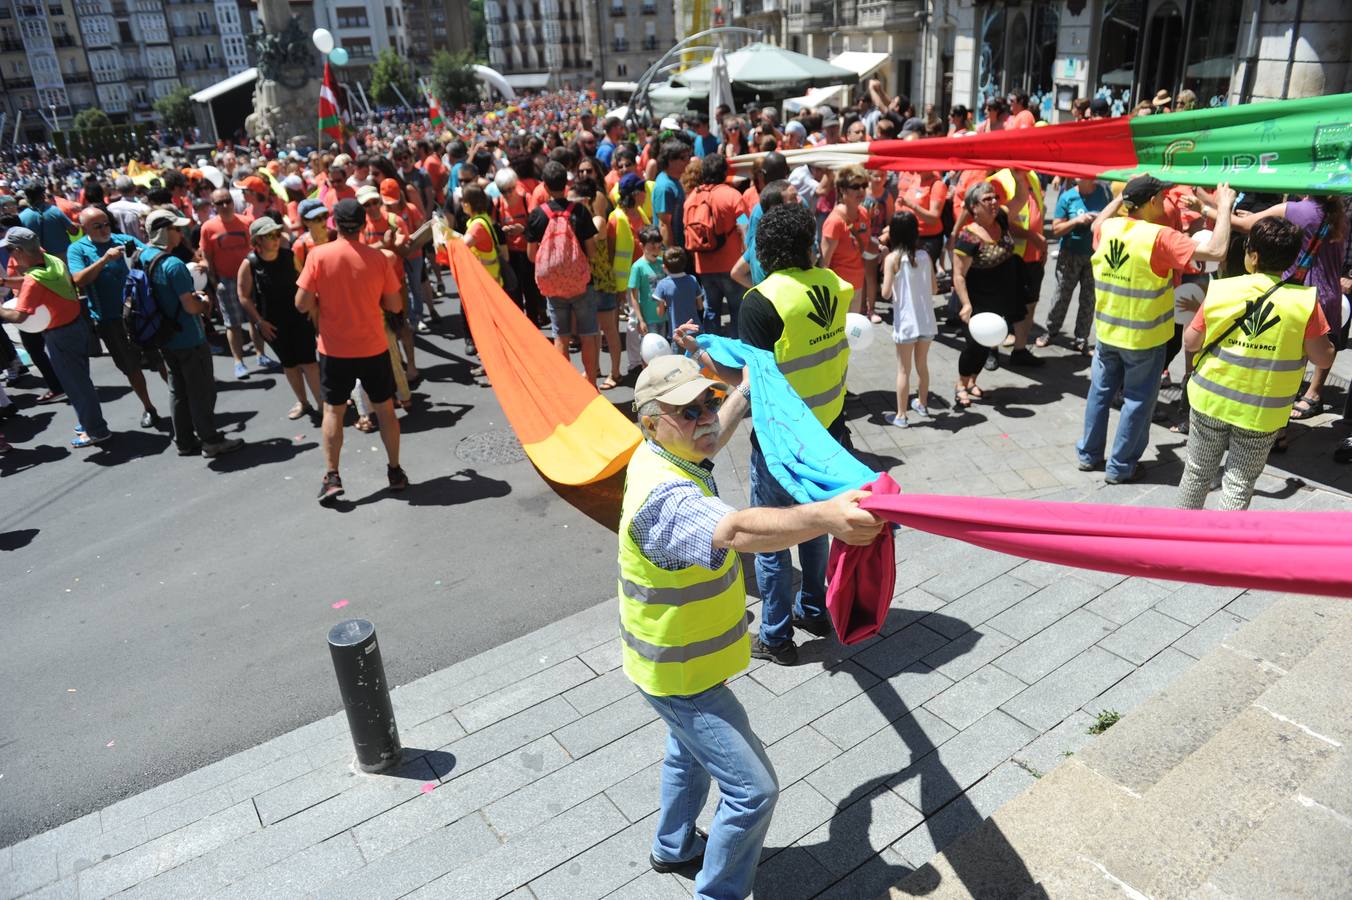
[620,354,882,897]
[1079,176,1234,484]
[1176,216,1335,509]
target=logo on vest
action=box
[805,284,837,330]
[1238,299,1282,339]
[1103,239,1129,272]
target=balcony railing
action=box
[612,37,627,50]
[170,24,193,36]
[196,23,217,34]
[0,38,23,50]
[642,35,657,49]
[7,76,35,87]
[93,69,121,82]
[610,4,623,14]
[641,2,655,12]
[52,33,75,46]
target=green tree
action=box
[152,85,195,132]
[469,0,488,61]
[369,48,416,107]
[71,108,113,131]
[431,50,481,110]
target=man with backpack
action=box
[138,209,243,459]
[526,160,600,384]
[0,226,111,449]
[683,154,746,337]
[68,207,163,429]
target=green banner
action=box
[1104,92,1352,195]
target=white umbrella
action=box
[709,47,735,124]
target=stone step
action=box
[880,594,1352,899]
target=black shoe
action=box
[387,465,409,491]
[650,829,708,876]
[750,636,799,666]
[1008,348,1043,367]
[1105,464,1146,485]
[984,353,1000,371]
[1335,437,1352,464]
[176,442,203,457]
[1077,459,1104,472]
[792,615,833,638]
[318,471,344,504]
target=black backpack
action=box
[122,250,180,348]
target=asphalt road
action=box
[0,300,624,845]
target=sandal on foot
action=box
[967,385,986,400]
[287,402,311,420]
[1169,421,1190,435]
[1289,397,1323,420]
[954,388,972,409]
[1034,334,1053,348]
[355,415,378,433]
[598,376,618,391]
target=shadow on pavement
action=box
[759,609,1044,899]
[0,527,38,550]
[397,400,474,434]
[331,468,511,511]
[542,465,626,533]
[215,410,258,432]
[207,437,318,472]
[0,442,70,475]
[216,378,277,392]
[0,409,56,443]
[82,430,172,466]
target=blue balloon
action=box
[329,47,349,66]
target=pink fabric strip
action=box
[859,493,1352,599]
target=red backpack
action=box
[683,185,727,254]
[533,203,592,298]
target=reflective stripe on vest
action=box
[616,443,749,697]
[1091,217,1173,350]
[609,207,649,290]
[761,267,854,428]
[467,214,501,284]
[1187,274,1315,432]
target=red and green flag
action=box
[318,62,344,145]
[428,92,444,129]
[760,92,1352,195]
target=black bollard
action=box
[328,618,402,773]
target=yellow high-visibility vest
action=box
[1092,217,1174,350]
[1188,273,1315,432]
[760,267,854,428]
[609,205,650,293]
[617,443,748,697]
[610,180,655,222]
[467,213,501,285]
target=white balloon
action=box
[1342,294,1350,328]
[1191,229,1219,273]
[188,262,208,293]
[640,332,672,363]
[3,298,51,333]
[843,312,874,351]
[1174,282,1205,324]
[312,28,335,54]
[968,311,1008,348]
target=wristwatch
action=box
[737,382,751,400]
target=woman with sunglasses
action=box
[720,116,749,159]
[820,165,871,314]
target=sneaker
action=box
[139,409,158,429]
[202,437,244,458]
[750,636,799,666]
[1008,348,1043,367]
[1105,463,1146,485]
[883,412,909,428]
[1077,459,1104,472]
[317,471,344,504]
[256,354,281,370]
[792,615,833,638]
[416,321,431,334]
[650,829,707,876]
[387,465,409,491]
[909,398,930,418]
[233,362,250,380]
[983,353,1000,372]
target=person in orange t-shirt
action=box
[296,197,406,505]
[1007,91,1037,129]
[200,188,269,376]
[820,165,871,311]
[683,154,746,336]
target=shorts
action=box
[918,235,944,265]
[267,316,318,368]
[96,320,142,376]
[595,291,617,313]
[547,289,599,338]
[319,351,396,406]
[215,280,246,329]
[1020,259,1046,305]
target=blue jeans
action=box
[44,318,108,439]
[1077,342,1166,480]
[749,443,829,647]
[402,255,425,323]
[641,683,779,900]
[700,272,743,338]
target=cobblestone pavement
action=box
[6,273,1352,898]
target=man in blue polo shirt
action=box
[68,207,163,428]
[18,181,77,258]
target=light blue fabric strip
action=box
[696,334,877,503]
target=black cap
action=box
[1121,175,1173,208]
[333,197,364,230]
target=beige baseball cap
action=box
[633,355,727,410]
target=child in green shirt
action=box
[626,227,666,370]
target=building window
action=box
[977,6,1004,112]
[616,62,626,77]
[1096,0,1141,112]
[335,6,368,28]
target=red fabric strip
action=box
[859,493,1352,599]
